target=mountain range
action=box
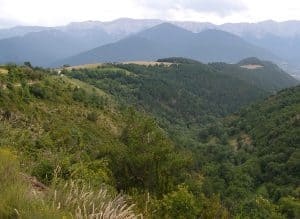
[56,23,278,66]
[0,18,300,77]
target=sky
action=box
[0,0,300,28]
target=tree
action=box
[24,61,32,68]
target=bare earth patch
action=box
[240,64,264,70]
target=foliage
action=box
[0,64,299,218]
[154,185,199,219]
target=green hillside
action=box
[65,63,268,125]
[0,63,299,218]
[210,58,299,92]
[229,86,300,197]
[226,86,300,218]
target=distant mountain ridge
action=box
[54,23,278,67]
[2,18,300,40]
[1,18,300,75]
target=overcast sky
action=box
[0,0,300,28]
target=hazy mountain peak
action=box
[63,21,104,31]
[138,22,193,39]
[238,57,265,65]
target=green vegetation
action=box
[0,62,299,218]
[210,59,298,92]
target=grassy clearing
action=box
[121,61,172,66]
[62,76,109,98]
[240,64,264,70]
[61,61,172,71]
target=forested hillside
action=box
[66,62,268,124]
[210,57,298,92]
[0,63,299,218]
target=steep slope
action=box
[56,36,171,65]
[55,23,278,67]
[0,64,194,200]
[210,57,299,92]
[227,86,300,211]
[65,62,269,126]
[64,62,300,218]
[1,64,298,218]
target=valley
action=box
[0,58,298,218]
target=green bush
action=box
[155,185,199,219]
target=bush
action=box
[29,84,48,99]
[32,160,55,184]
[87,111,98,122]
[155,185,199,219]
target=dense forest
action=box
[0,61,299,218]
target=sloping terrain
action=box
[210,57,299,92]
[65,61,270,126]
[0,63,299,218]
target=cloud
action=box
[138,0,247,17]
[0,18,23,28]
[0,0,300,27]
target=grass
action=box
[0,148,64,219]
[0,148,141,218]
[62,76,110,98]
[51,179,140,219]
[0,68,8,74]
[121,61,172,66]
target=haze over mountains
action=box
[56,23,278,67]
[0,18,300,77]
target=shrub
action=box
[32,160,55,184]
[155,185,199,219]
[30,84,48,99]
[87,111,98,122]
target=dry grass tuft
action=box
[51,180,141,219]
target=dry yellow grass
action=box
[121,61,172,66]
[51,180,140,219]
[64,63,104,70]
[0,68,8,74]
[240,64,264,70]
[61,61,173,70]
